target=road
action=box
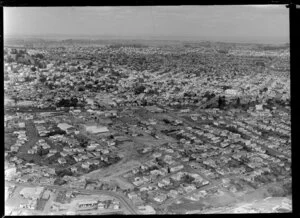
[6,180,139,215]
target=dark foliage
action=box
[55,168,73,177]
[56,97,79,107]
[134,85,146,95]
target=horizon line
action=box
[4,34,289,43]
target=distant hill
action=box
[4,35,289,49]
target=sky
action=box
[4,5,289,44]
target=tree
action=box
[46,128,66,137]
[78,86,85,92]
[256,61,265,67]
[218,96,222,108]
[39,76,47,83]
[37,61,46,68]
[5,56,14,63]
[37,148,43,156]
[218,96,226,109]
[162,118,171,124]
[237,97,241,106]
[55,168,73,177]
[77,137,88,148]
[134,85,146,95]
[222,85,232,91]
[133,187,139,192]
[70,97,78,107]
[24,76,34,82]
[86,83,93,89]
[11,96,19,106]
[222,96,226,107]
[181,174,195,183]
[54,178,67,185]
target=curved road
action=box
[6,181,139,214]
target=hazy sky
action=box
[4,5,289,43]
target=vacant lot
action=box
[86,159,141,179]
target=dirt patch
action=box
[168,198,207,214]
[85,159,141,180]
[133,136,167,147]
[101,177,134,190]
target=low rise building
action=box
[170,164,184,173]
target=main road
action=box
[6,180,139,214]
